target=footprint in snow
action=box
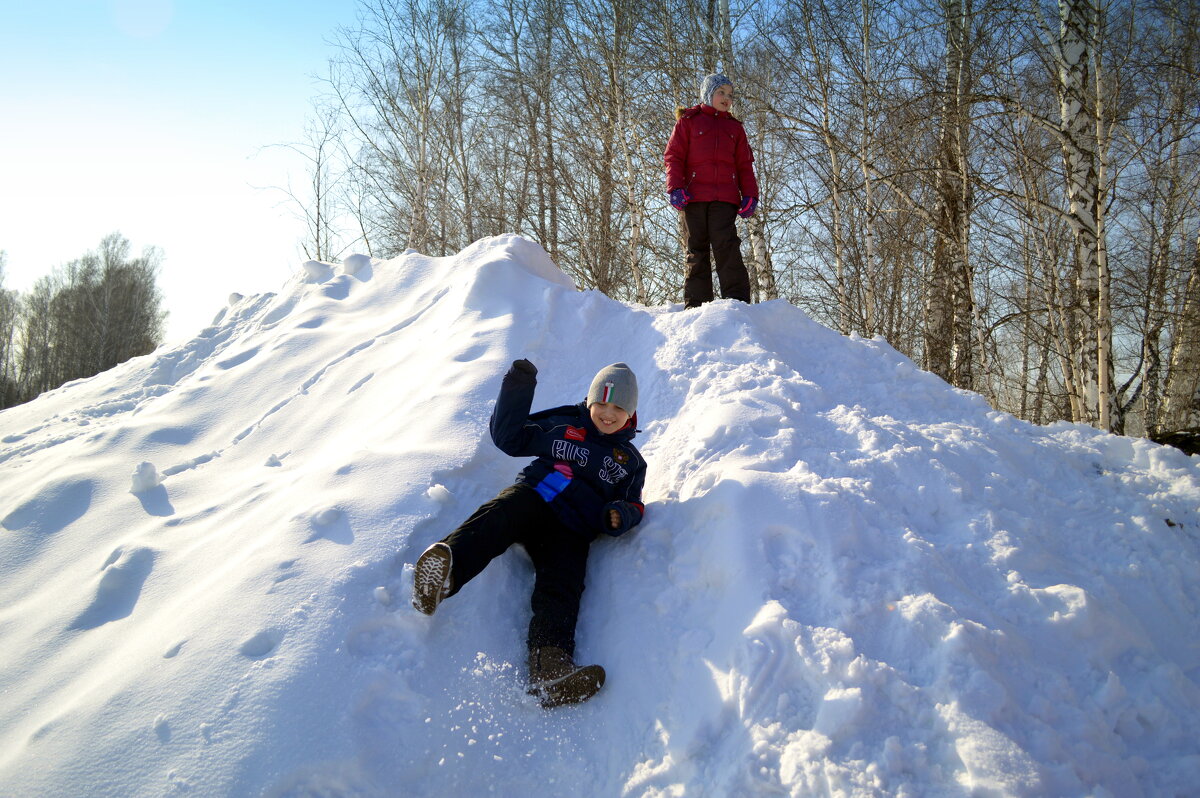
[154,714,172,743]
[268,560,300,594]
[145,426,197,445]
[320,277,351,300]
[69,546,156,630]
[454,344,489,363]
[296,315,325,329]
[240,629,283,659]
[2,477,94,536]
[262,296,300,327]
[215,346,259,370]
[304,507,354,545]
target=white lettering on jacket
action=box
[599,456,629,485]
[551,438,589,467]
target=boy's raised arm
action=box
[489,359,540,455]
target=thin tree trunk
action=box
[859,0,878,336]
[1053,0,1107,427]
[1163,227,1200,431]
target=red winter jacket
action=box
[664,104,759,205]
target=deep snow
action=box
[1,235,1198,798]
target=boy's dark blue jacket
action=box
[489,361,646,539]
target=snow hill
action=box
[1,235,1198,798]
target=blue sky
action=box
[1,0,362,341]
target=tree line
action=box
[0,234,166,410]
[288,0,1199,442]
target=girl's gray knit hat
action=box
[587,363,638,414]
[701,73,733,106]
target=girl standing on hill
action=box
[663,73,759,309]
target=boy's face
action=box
[711,84,734,112]
[589,401,630,434]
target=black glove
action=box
[512,358,537,376]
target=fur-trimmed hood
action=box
[675,103,738,121]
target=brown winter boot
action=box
[411,543,453,615]
[527,646,606,708]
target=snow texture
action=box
[1,234,1198,797]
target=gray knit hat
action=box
[587,362,638,415]
[700,73,733,107]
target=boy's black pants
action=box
[439,483,592,656]
[683,200,751,308]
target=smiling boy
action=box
[412,359,646,707]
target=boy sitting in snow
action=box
[412,359,647,707]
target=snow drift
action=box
[1,235,1198,797]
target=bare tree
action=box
[1118,0,1200,437]
[0,252,21,407]
[329,0,469,255]
[9,234,165,405]
[1163,228,1200,432]
[274,102,351,262]
[924,0,977,390]
[15,277,54,401]
[478,0,565,258]
[1028,0,1113,428]
[302,0,1198,442]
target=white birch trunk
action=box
[860,0,878,336]
[1050,0,1106,427]
[1163,228,1200,430]
[748,213,777,301]
[616,86,647,305]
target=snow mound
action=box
[1,234,1198,797]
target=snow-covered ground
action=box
[1,235,1198,798]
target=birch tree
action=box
[301,0,1199,440]
[925,0,977,390]
[479,0,564,260]
[330,0,467,254]
[1163,229,1200,431]
[1035,0,1112,427]
[1123,0,1200,436]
